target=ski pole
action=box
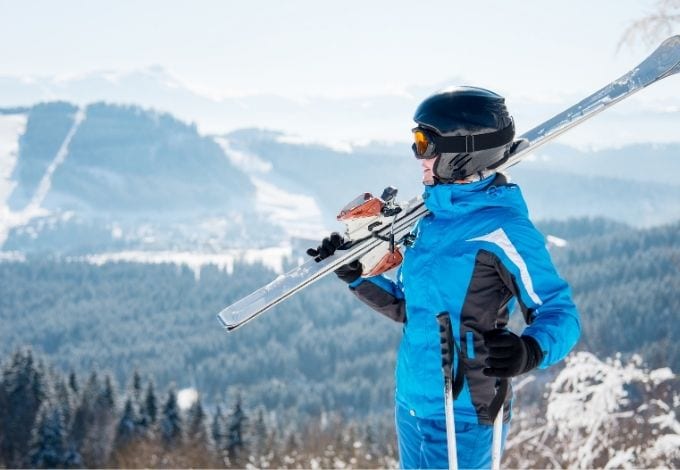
[489,378,509,470]
[436,312,458,470]
[492,402,503,470]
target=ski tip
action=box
[216,313,236,332]
[657,35,680,56]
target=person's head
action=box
[411,86,515,185]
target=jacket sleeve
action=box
[481,221,581,368]
[347,270,406,323]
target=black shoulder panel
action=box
[351,281,406,323]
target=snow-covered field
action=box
[0,113,26,204]
[0,113,27,245]
[74,246,295,279]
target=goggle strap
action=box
[432,122,515,153]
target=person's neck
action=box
[453,169,496,184]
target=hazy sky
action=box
[0,0,664,97]
[1,0,677,146]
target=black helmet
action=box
[412,86,515,182]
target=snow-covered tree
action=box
[248,406,269,465]
[29,405,68,468]
[160,387,182,448]
[70,371,113,466]
[226,393,248,467]
[113,398,138,453]
[0,349,47,467]
[141,381,158,429]
[506,351,679,468]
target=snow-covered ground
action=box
[0,113,28,245]
[0,108,84,247]
[74,246,294,280]
[214,136,327,239]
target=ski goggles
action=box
[411,121,515,159]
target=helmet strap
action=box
[429,121,515,154]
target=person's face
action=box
[421,158,436,186]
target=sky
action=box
[1,0,678,146]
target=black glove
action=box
[482,329,543,378]
[306,232,345,261]
[334,260,363,284]
[306,233,363,284]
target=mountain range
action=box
[2,66,679,147]
[0,101,678,268]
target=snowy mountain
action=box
[225,128,680,227]
[2,66,679,148]
[1,102,678,273]
[0,104,296,269]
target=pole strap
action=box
[488,378,509,423]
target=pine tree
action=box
[186,396,208,446]
[131,370,143,405]
[226,393,248,467]
[54,378,74,430]
[0,349,47,467]
[67,372,78,395]
[249,407,268,464]
[52,375,82,468]
[159,388,182,448]
[29,405,67,468]
[185,396,213,466]
[210,405,226,461]
[69,371,100,466]
[113,398,137,453]
[142,381,158,429]
[86,374,117,467]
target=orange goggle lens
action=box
[412,129,432,157]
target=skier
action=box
[307,86,581,469]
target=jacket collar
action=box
[422,173,528,218]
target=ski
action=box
[217,35,680,332]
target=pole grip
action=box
[436,312,454,379]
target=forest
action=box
[0,217,678,467]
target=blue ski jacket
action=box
[348,174,580,424]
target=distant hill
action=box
[0,102,678,259]
[8,102,253,213]
[225,128,680,227]
[0,103,283,255]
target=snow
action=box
[650,367,674,384]
[0,113,27,206]
[176,387,199,410]
[545,352,678,468]
[28,108,85,212]
[274,132,354,154]
[251,177,324,238]
[214,137,272,173]
[603,449,636,469]
[75,246,294,279]
[0,250,25,262]
[215,136,327,239]
[646,434,680,460]
[0,113,28,246]
[0,108,85,247]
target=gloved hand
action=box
[482,329,544,378]
[306,233,363,284]
[334,260,363,284]
[306,232,345,261]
